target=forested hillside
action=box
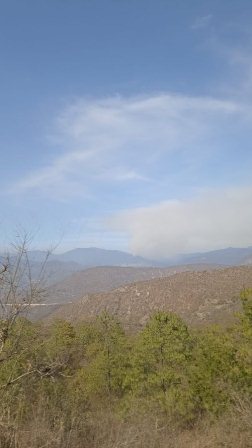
[0,289,251,447]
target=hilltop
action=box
[49,265,252,329]
[27,264,222,320]
[46,263,220,304]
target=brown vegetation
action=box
[46,264,221,304]
[1,394,251,447]
[50,266,252,329]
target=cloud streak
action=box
[11,93,242,199]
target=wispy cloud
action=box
[10,93,242,199]
[221,45,252,100]
[191,14,213,30]
[195,22,252,101]
[110,185,252,258]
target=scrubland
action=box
[0,289,251,447]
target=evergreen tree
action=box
[129,312,193,417]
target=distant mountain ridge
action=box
[175,246,252,266]
[2,246,252,288]
[27,247,155,267]
[27,245,252,268]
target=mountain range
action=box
[175,246,252,266]
[26,245,252,269]
[2,245,250,289]
[5,245,252,325]
[27,247,154,267]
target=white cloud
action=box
[110,186,252,258]
[10,93,242,199]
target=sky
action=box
[1,0,252,258]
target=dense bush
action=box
[0,291,251,447]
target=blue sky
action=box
[1,0,252,257]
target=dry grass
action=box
[0,398,251,448]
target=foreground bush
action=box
[0,291,251,447]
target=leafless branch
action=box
[0,233,53,361]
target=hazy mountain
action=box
[48,245,252,267]
[24,245,252,269]
[26,247,155,268]
[2,246,252,290]
[0,252,84,287]
[29,260,84,285]
[2,248,156,287]
[55,247,154,267]
[166,246,252,266]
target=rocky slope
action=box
[49,266,252,329]
[46,264,220,304]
